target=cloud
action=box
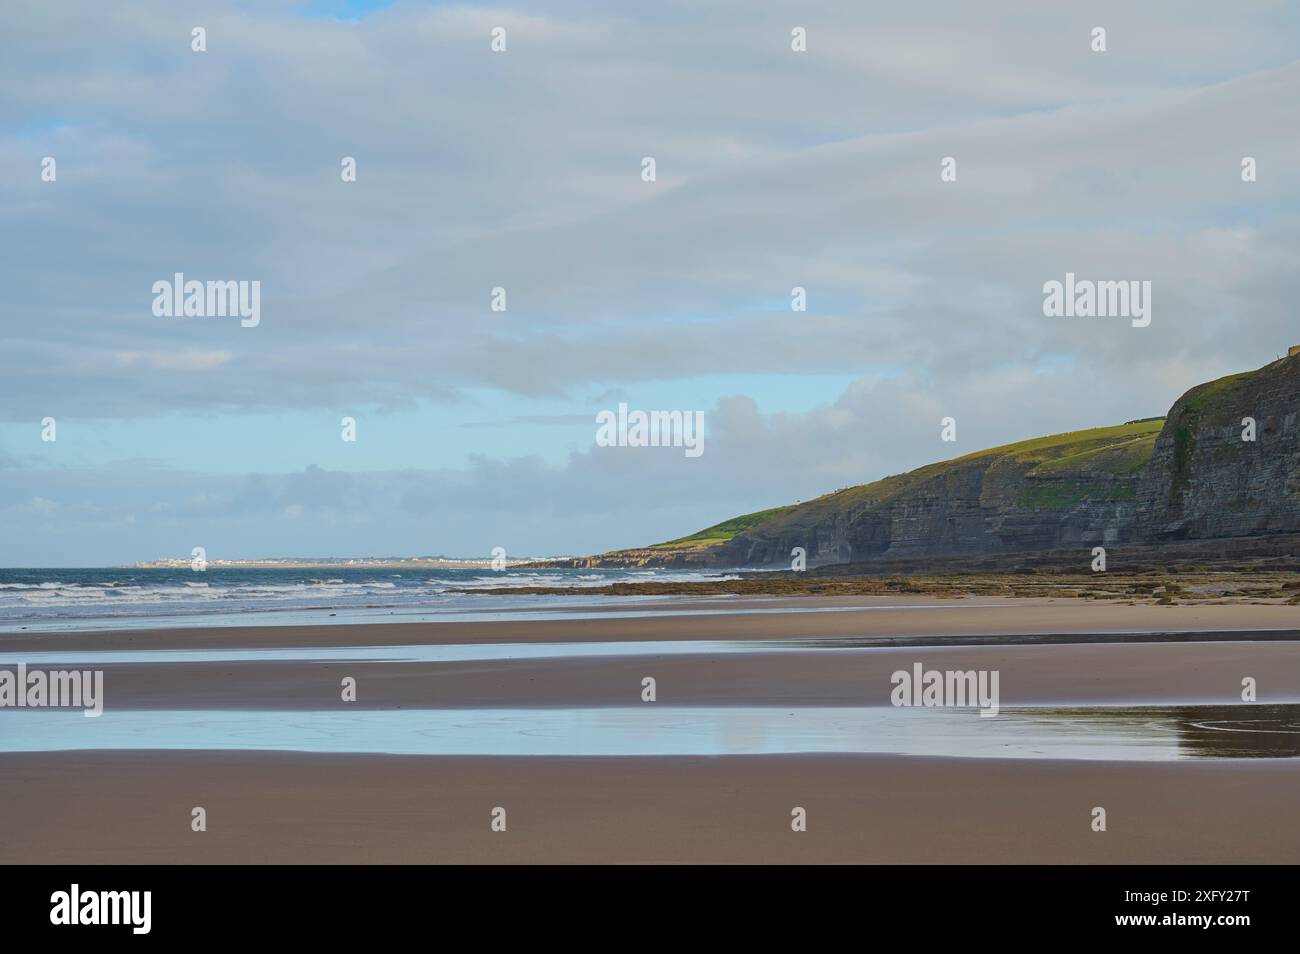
[112,350,231,371]
[3,3,1298,421]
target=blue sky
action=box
[2,372,863,475]
[297,0,399,20]
[1,0,1298,565]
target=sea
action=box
[0,566,741,633]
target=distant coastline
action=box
[123,556,563,570]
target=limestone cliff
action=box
[564,353,1299,569]
[1138,356,1300,540]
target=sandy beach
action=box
[4,751,1298,864]
[2,596,1298,864]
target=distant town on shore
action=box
[125,556,558,569]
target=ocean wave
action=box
[0,567,742,624]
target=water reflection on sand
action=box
[3,703,1296,761]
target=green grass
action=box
[647,505,798,549]
[1180,371,1255,418]
[957,419,1163,469]
[1029,428,1160,477]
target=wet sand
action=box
[1,596,1297,863]
[5,638,1296,709]
[4,595,1300,652]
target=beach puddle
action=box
[0,600,1002,634]
[0,637,1004,666]
[2,703,1296,761]
[4,631,1291,668]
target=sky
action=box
[1,0,1298,566]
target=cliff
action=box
[1139,356,1300,540]
[565,353,1299,569]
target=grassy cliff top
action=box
[647,505,799,550]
